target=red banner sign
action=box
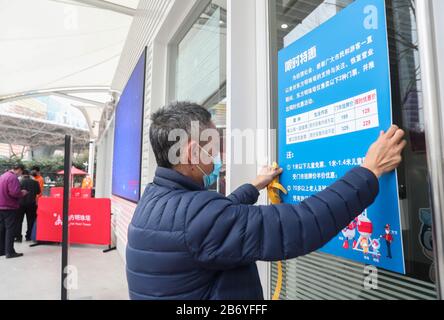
[49,187,64,198]
[49,188,92,199]
[71,188,92,198]
[37,198,111,246]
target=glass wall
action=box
[269,0,437,300]
[168,0,227,194]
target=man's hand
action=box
[252,165,284,191]
[21,190,29,197]
[362,125,407,178]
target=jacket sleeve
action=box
[184,166,379,270]
[8,176,23,199]
[227,184,260,205]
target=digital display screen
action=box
[112,49,146,203]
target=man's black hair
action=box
[13,163,25,171]
[150,101,212,168]
[31,166,41,172]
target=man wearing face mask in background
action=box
[126,102,407,300]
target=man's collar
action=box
[153,167,204,191]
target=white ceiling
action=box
[0,0,138,97]
[0,0,139,143]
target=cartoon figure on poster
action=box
[340,209,397,262]
[380,224,394,259]
[341,218,358,250]
[371,238,381,259]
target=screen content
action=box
[112,50,146,203]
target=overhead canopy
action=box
[57,166,88,175]
[0,109,90,148]
[0,0,139,143]
[0,0,138,97]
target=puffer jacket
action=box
[126,166,379,300]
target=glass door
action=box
[168,0,227,195]
[269,0,438,300]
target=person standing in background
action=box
[30,166,45,243]
[15,170,41,242]
[81,174,93,189]
[31,166,44,199]
[0,164,27,259]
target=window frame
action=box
[166,0,216,104]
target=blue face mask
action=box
[196,149,222,189]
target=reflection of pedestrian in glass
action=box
[380,224,394,259]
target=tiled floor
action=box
[0,240,129,300]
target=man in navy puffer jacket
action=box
[126,102,406,300]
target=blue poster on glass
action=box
[278,0,405,274]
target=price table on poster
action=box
[286,89,379,144]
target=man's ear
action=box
[187,140,200,165]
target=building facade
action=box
[96,0,444,300]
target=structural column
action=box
[417,0,444,300]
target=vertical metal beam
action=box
[61,135,73,300]
[257,0,274,301]
[228,0,273,299]
[88,139,96,178]
[416,0,444,300]
[226,0,258,193]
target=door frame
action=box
[417,0,444,300]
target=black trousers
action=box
[0,209,18,256]
[386,241,392,259]
[16,203,37,241]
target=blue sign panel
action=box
[278,0,405,274]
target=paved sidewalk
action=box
[0,241,129,300]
